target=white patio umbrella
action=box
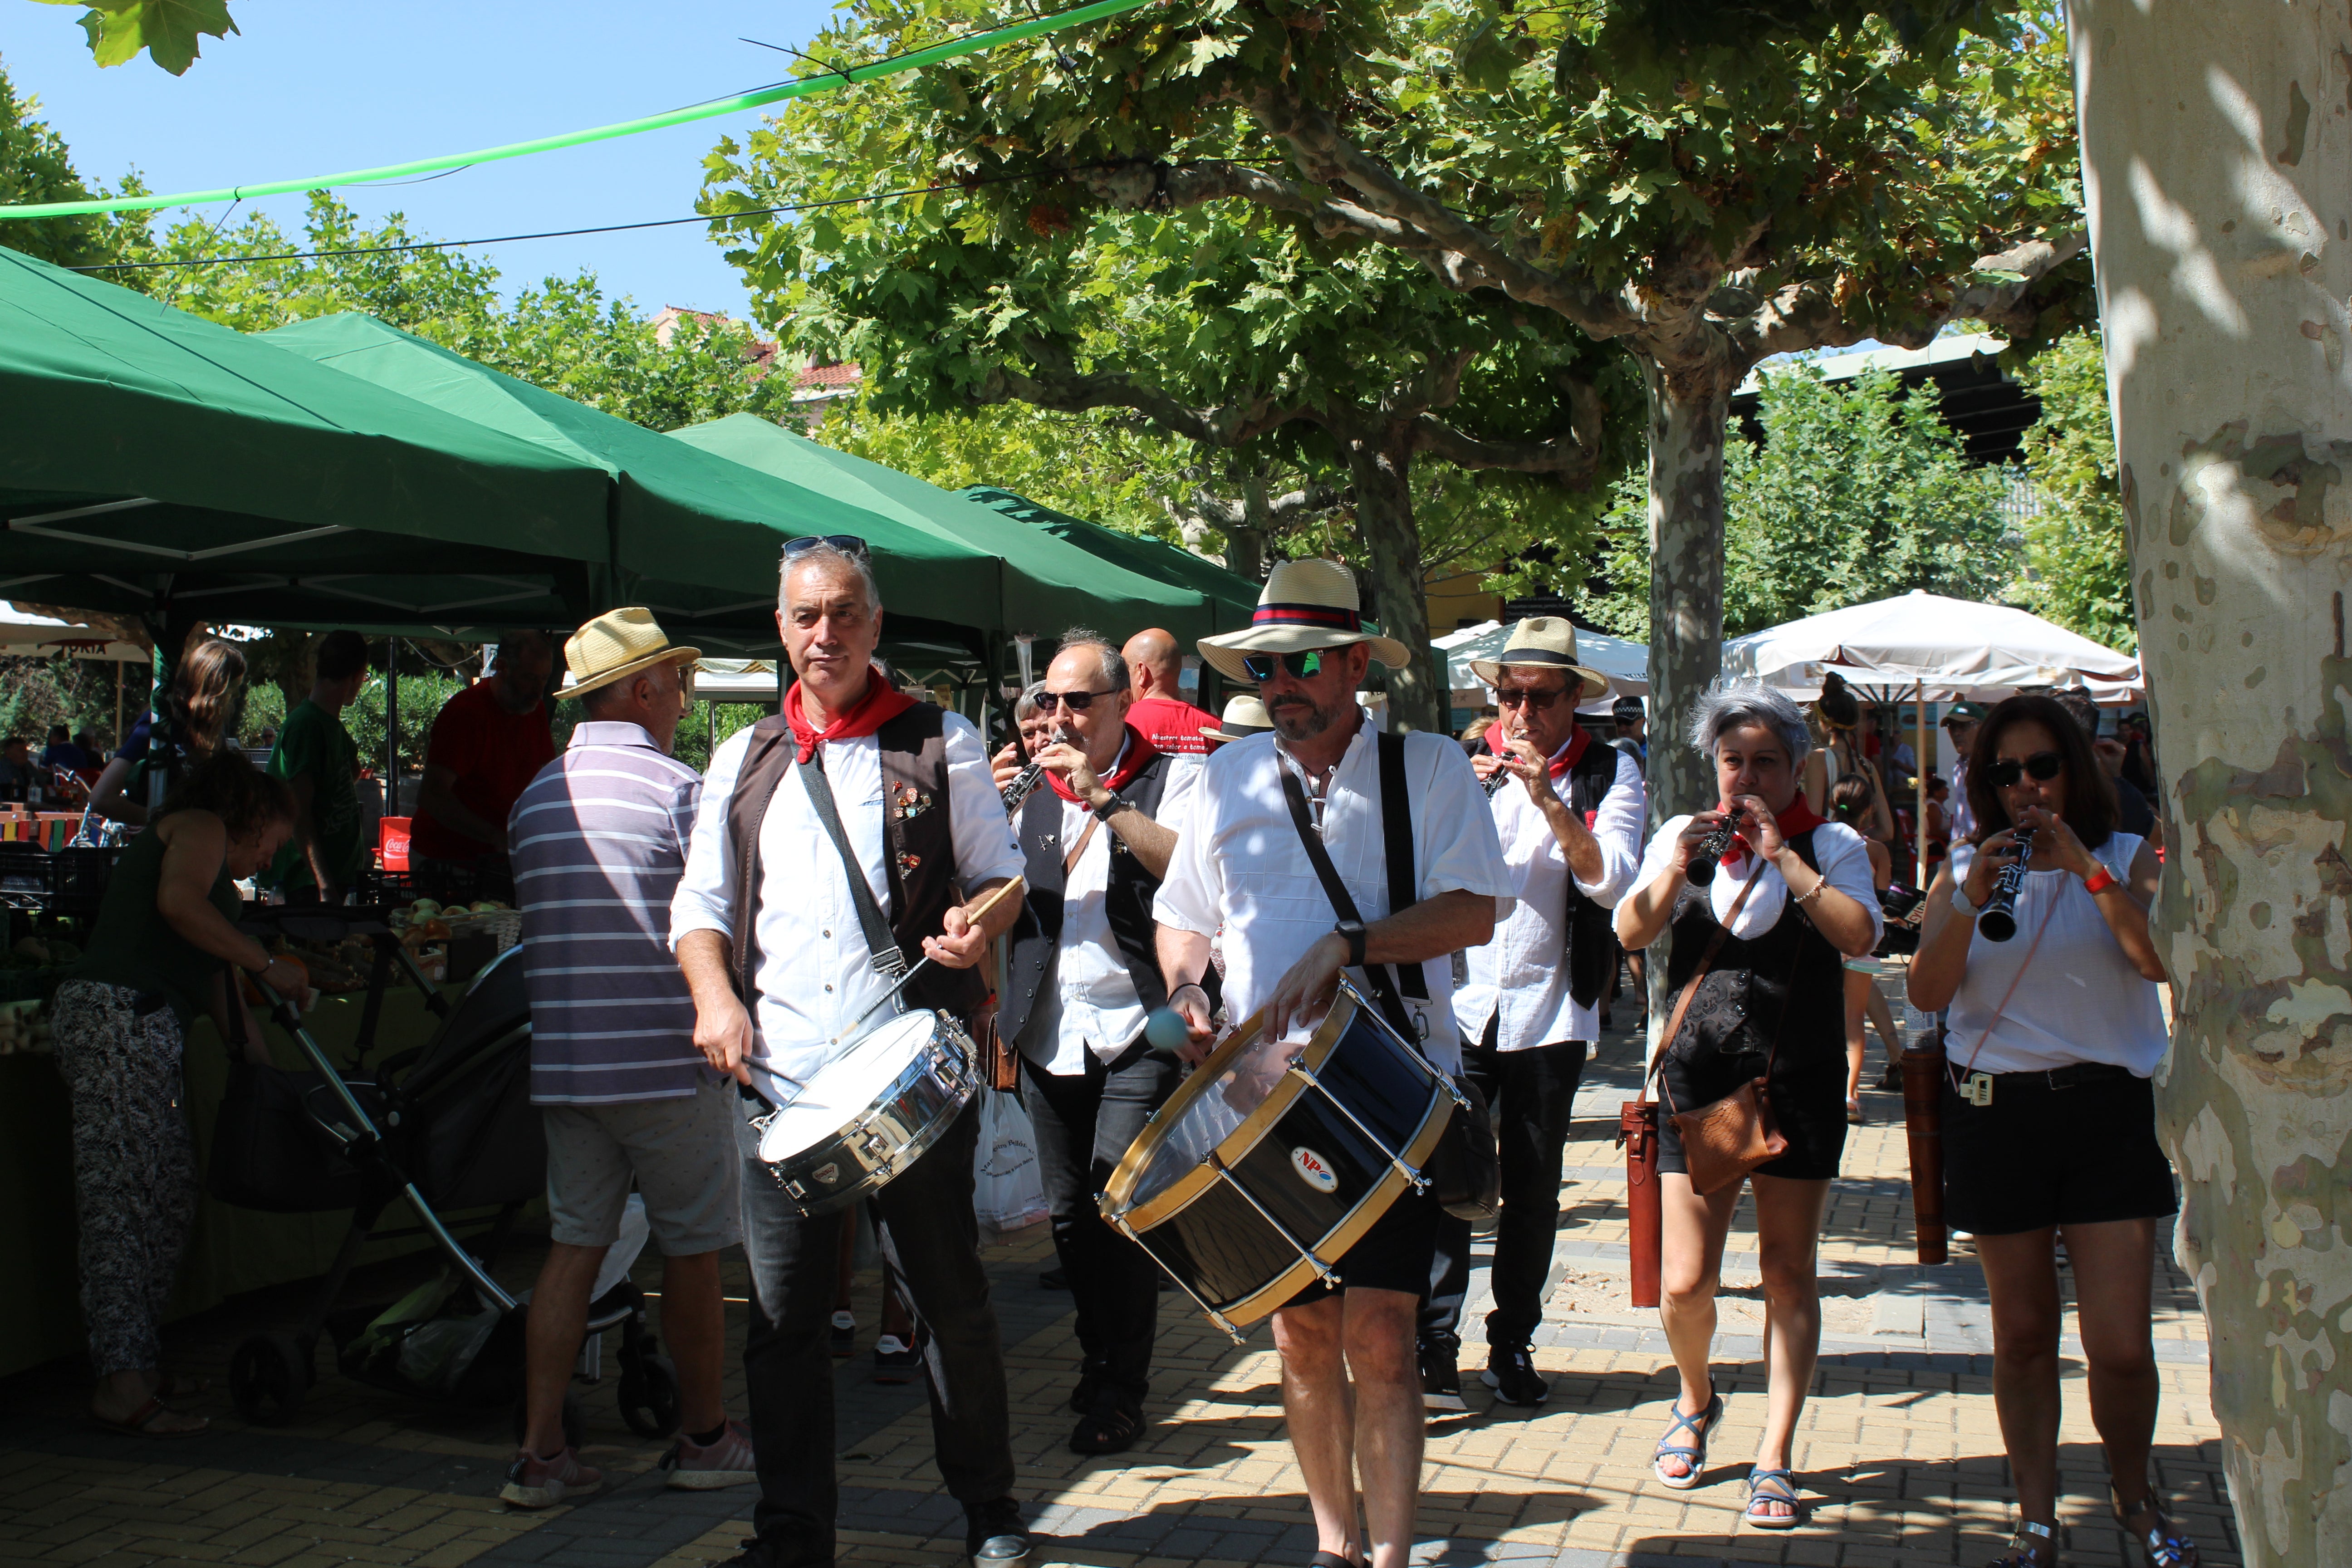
[1440,620,1649,714]
[1722,588,2141,872]
[0,607,144,662]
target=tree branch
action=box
[969,339,1308,447]
[1734,230,2089,360]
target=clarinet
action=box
[999,729,1068,813]
[1683,818,1738,888]
[1975,825,2035,942]
[1483,766,1513,798]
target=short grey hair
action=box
[1053,626,1129,692]
[778,541,880,614]
[1013,682,1046,722]
[1687,679,1813,767]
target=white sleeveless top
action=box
[1944,832,2167,1076]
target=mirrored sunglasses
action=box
[1241,647,1332,682]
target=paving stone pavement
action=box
[0,998,2238,1568]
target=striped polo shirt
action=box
[510,720,706,1104]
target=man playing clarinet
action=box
[671,539,1031,1568]
[1155,560,1511,1568]
[991,629,1197,1455]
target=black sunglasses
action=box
[1241,647,1332,682]
[781,534,870,560]
[1043,687,1117,712]
[1984,750,2064,788]
[1495,687,1566,711]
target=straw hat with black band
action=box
[1469,616,1610,701]
[1201,694,1273,744]
[564,607,701,698]
[1196,559,1411,684]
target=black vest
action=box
[1553,739,1626,1009]
[1662,828,1845,1066]
[723,705,985,1023]
[995,750,1177,1049]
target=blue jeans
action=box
[734,1091,1014,1566]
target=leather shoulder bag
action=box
[1642,859,1793,1196]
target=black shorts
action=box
[1281,1185,1440,1308]
[1942,1068,2178,1235]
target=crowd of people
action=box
[28,549,2196,1568]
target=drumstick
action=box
[830,876,1027,1045]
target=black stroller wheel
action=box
[510,1383,586,1453]
[617,1353,680,1439]
[230,1333,312,1426]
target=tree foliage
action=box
[0,54,141,268]
[2014,328,2133,652]
[1580,361,2014,638]
[26,0,239,76]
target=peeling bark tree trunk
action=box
[1642,360,1732,825]
[1346,436,1443,734]
[2073,5,2352,1559]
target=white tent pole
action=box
[1915,679,1928,882]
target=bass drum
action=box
[1099,982,1455,1337]
[752,1008,976,1217]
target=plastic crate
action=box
[49,847,121,917]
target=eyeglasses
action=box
[1044,687,1117,712]
[1494,687,1566,711]
[1241,648,1332,682]
[1984,750,2064,788]
[781,534,870,560]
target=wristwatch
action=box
[1334,919,1367,968]
[1092,792,1125,822]
[1949,882,1981,918]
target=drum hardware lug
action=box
[1206,1152,1341,1290]
[1286,1063,1419,1181]
[1114,1215,1246,1346]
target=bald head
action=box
[1122,628,1182,701]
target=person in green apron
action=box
[54,751,310,1437]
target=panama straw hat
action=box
[565,607,701,698]
[1469,616,1610,700]
[1201,694,1273,744]
[1197,558,1411,684]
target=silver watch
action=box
[1948,882,1980,918]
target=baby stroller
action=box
[213,922,679,1443]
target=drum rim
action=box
[763,1016,977,1214]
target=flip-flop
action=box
[1652,1388,1723,1489]
[156,1371,210,1398]
[1744,1467,1804,1529]
[92,1396,207,1438]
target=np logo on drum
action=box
[1289,1147,1339,1193]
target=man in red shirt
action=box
[412,629,557,903]
[1119,627,1219,757]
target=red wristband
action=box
[2082,867,2119,896]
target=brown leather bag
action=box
[1644,861,1790,1197]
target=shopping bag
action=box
[972,1087,1049,1235]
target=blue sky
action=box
[4,0,849,322]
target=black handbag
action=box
[208,1059,390,1213]
[1279,734,1499,1222]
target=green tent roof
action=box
[960,486,1260,633]
[670,414,1217,642]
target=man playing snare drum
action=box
[1154,560,1511,1568]
[671,539,1031,1568]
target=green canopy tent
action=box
[669,414,1219,643]
[264,316,1002,666]
[959,486,1259,633]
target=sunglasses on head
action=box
[781,534,870,561]
[1984,750,2064,788]
[1494,686,1566,711]
[1043,687,1116,712]
[1241,647,1333,682]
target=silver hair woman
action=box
[1614,677,1882,1531]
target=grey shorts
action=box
[543,1077,742,1255]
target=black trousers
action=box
[1421,1029,1590,1349]
[1021,1040,1175,1400]
[735,1092,1013,1567]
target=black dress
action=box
[1653,828,1849,1181]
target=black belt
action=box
[1980,1061,2136,1092]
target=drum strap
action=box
[1279,730,1426,1042]
[794,750,909,982]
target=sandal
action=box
[1068,1396,1144,1456]
[92,1396,207,1438]
[1651,1387,1722,1489]
[1743,1467,1804,1530]
[1988,1519,2058,1567]
[2115,1486,2198,1568]
[156,1371,210,1398]
[1847,1098,1865,1125]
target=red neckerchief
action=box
[1047,724,1160,804]
[784,668,917,764]
[1484,720,1590,779]
[1724,796,1828,866]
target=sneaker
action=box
[660,1419,757,1490]
[499,1445,603,1509]
[829,1310,857,1359]
[1418,1339,1465,1413]
[1481,1345,1550,1407]
[873,1334,920,1383]
[965,1496,1031,1566]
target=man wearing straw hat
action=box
[1427,618,1646,1411]
[504,609,755,1508]
[1156,559,1512,1568]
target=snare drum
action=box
[751,1009,977,1216]
[1098,980,1460,1340]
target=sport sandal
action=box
[1743,1467,1804,1530]
[2114,1485,2197,1568]
[1651,1386,1722,1489]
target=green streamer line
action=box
[0,0,1150,221]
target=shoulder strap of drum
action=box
[794,748,908,980]
[1279,764,1417,1042]
[1377,731,1427,1001]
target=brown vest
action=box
[723,706,985,1022]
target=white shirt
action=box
[1627,814,1884,949]
[670,712,1024,1108]
[1154,710,1514,1077]
[1944,833,2166,1075]
[1456,743,1646,1051]
[1019,741,1200,1075]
